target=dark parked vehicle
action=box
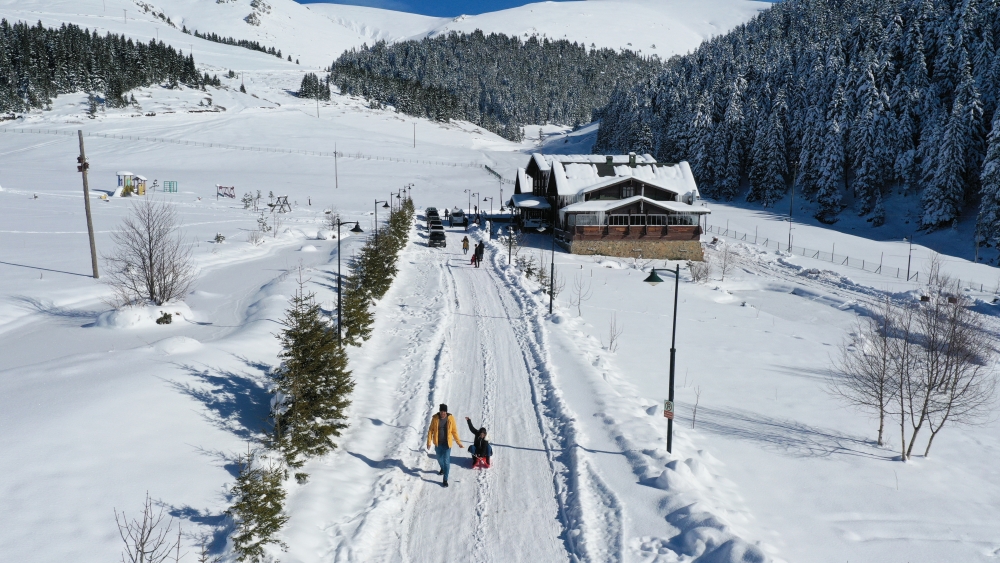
[429,219,444,230]
[425,207,438,216]
[428,230,447,247]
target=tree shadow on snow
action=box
[694,404,891,460]
[12,295,103,326]
[162,503,230,557]
[169,359,272,442]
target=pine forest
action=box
[329,31,663,141]
[595,0,1000,243]
[0,19,217,113]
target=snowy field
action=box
[1,1,1000,562]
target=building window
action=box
[575,214,599,226]
[608,215,629,226]
[620,185,634,198]
[647,215,667,226]
[667,213,697,226]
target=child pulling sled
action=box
[465,416,493,468]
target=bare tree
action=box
[831,296,896,446]
[890,302,918,461]
[569,273,593,316]
[691,386,702,429]
[719,243,734,281]
[604,312,624,352]
[915,287,997,457]
[104,199,195,307]
[688,258,712,284]
[325,207,341,232]
[115,492,178,563]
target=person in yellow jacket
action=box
[426,403,463,487]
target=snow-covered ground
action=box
[1,1,1000,562]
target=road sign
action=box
[663,400,674,420]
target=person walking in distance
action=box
[475,241,485,268]
[462,236,470,255]
[465,416,493,468]
[426,404,462,487]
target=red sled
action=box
[472,457,491,469]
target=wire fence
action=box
[705,223,1000,295]
[0,127,494,170]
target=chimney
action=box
[628,152,636,167]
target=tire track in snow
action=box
[480,237,625,563]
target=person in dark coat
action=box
[475,242,485,267]
[465,416,492,466]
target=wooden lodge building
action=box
[508,152,710,260]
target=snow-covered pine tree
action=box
[922,98,968,227]
[815,86,846,223]
[747,89,787,206]
[340,266,374,347]
[271,282,353,468]
[226,448,288,563]
[977,110,1000,247]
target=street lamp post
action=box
[336,220,364,344]
[375,199,389,240]
[483,196,493,216]
[643,264,681,454]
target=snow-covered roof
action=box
[529,152,657,171]
[550,160,700,200]
[116,171,134,176]
[509,194,551,209]
[135,175,147,181]
[560,196,709,214]
[516,167,530,192]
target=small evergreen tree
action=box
[340,269,374,346]
[226,448,288,563]
[271,279,354,468]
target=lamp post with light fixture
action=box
[643,264,680,453]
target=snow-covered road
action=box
[284,223,630,562]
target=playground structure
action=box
[115,171,147,197]
[270,195,291,213]
[216,185,236,199]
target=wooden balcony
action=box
[560,225,701,241]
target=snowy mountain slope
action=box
[306,0,771,56]
[0,0,367,68]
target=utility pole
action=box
[787,183,794,252]
[316,97,319,119]
[77,130,99,279]
[413,123,416,148]
[123,9,126,24]
[334,143,339,189]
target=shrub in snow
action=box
[104,198,195,307]
[214,233,225,243]
[688,258,712,284]
[155,311,172,325]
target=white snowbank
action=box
[300,244,318,252]
[96,303,194,329]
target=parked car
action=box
[428,230,447,247]
[429,219,443,230]
[450,208,467,226]
[425,207,438,216]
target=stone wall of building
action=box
[566,239,704,261]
